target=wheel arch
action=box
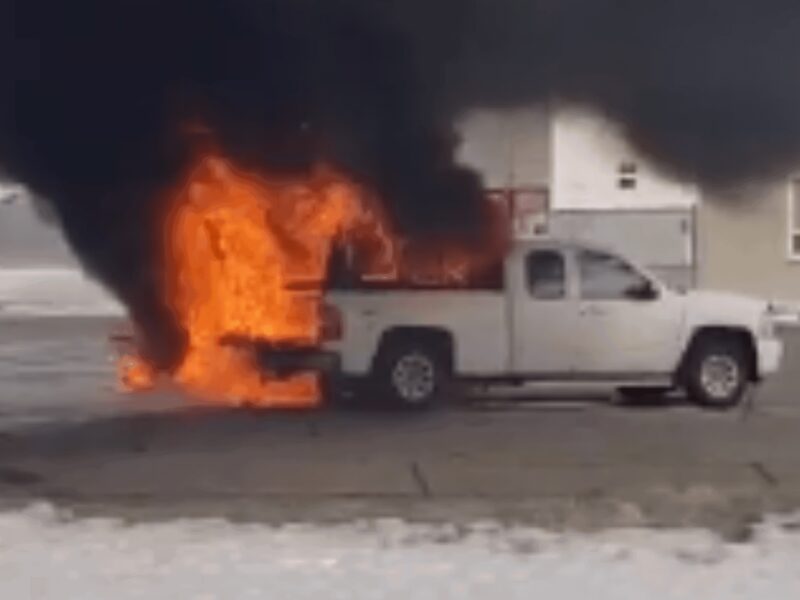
[371,327,455,375]
[676,326,758,384]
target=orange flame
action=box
[340,199,508,289]
[120,155,361,407]
[117,152,507,408]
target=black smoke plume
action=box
[2,0,800,368]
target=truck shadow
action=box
[0,391,701,465]
[0,404,455,461]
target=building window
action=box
[617,161,638,190]
[789,179,800,260]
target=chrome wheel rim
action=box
[391,353,436,403]
[700,354,741,401]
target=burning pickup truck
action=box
[320,239,784,410]
[108,156,781,411]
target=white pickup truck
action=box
[321,239,784,410]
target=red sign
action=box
[486,187,549,237]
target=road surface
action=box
[0,316,799,539]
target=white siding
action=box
[551,108,699,210]
[455,106,551,189]
[548,209,696,289]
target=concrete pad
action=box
[17,453,419,497]
[418,460,761,498]
[248,459,419,496]
[754,462,800,495]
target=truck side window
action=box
[526,250,566,300]
[578,250,649,300]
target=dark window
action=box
[618,162,638,189]
[578,250,649,300]
[526,250,566,300]
[790,179,800,259]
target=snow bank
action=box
[0,269,124,317]
[1,503,799,599]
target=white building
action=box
[457,104,698,211]
[456,105,698,288]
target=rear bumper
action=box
[252,346,340,377]
[757,338,783,377]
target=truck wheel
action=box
[374,341,450,409]
[684,335,750,410]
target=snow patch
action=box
[0,503,799,598]
[0,269,124,317]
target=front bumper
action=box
[757,338,783,377]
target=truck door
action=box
[574,249,684,375]
[511,248,579,375]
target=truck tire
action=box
[373,340,450,409]
[683,334,750,410]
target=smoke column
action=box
[2,0,800,366]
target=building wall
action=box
[551,108,699,210]
[548,208,696,290]
[455,105,552,189]
[698,180,800,301]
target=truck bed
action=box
[324,290,509,376]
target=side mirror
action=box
[625,280,658,301]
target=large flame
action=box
[120,156,362,407]
[117,153,506,408]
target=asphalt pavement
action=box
[0,316,799,538]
